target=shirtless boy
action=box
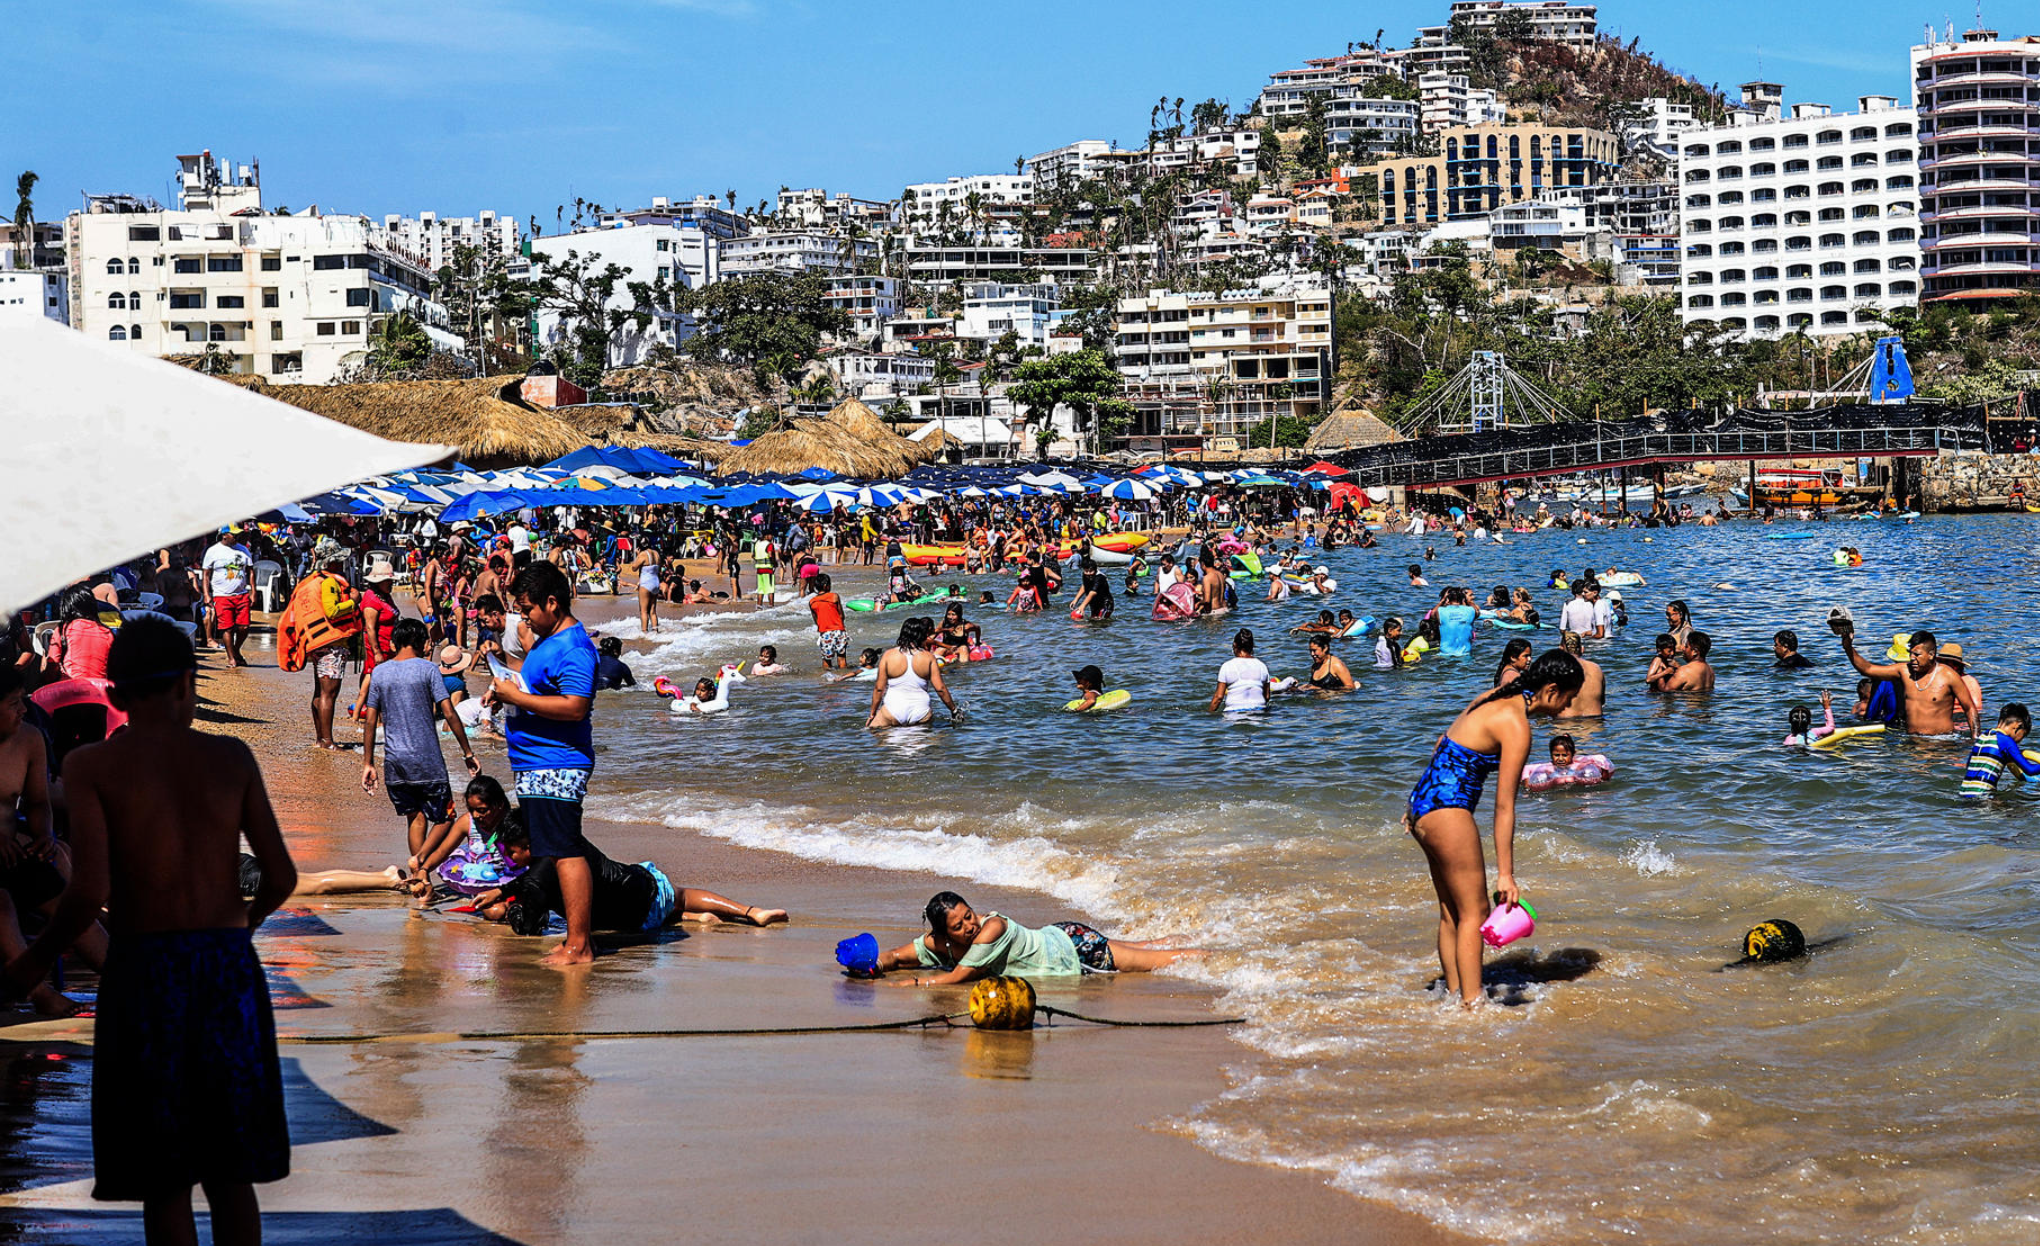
[4,616,297,1246]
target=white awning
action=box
[1,317,452,612]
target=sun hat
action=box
[438,645,474,676]
[314,537,349,567]
[1606,588,1623,601]
[364,554,396,583]
[1937,642,1966,670]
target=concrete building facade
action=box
[718,231,876,277]
[1113,284,1334,448]
[374,210,519,273]
[527,222,720,366]
[1376,124,1623,225]
[1910,28,2040,302]
[1677,85,1921,338]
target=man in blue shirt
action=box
[488,563,599,966]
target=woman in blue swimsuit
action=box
[1406,650,1583,1008]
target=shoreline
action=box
[0,623,1468,1245]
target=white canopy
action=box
[1,317,451,612]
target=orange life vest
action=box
[278,573,362,672]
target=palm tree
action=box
[11,171,37,270]
[725,189,737,211]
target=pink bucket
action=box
[1480,901,1537,949]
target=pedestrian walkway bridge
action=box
[1322,404,1990,491]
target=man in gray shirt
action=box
[362,618,480,859]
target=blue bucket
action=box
[835,932,881,974]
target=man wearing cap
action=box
[201,526,255,668]
[279,539,362,748]
[1834,624,1979,737]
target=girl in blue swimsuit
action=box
[1406,651,1584,1009]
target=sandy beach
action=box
[0,608,1464,1246]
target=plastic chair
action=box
[251,560,284,612]
[135,591,165,611]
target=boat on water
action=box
[1727,468,1852,508]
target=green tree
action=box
[678,271,850,384]
[1244,414,1315,448]
[528,248,635,387]
[11,171,35,269]
[1259,122,1285,182]
[363,313,434,377]
[1006,349,1134,455]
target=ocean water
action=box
[588,516,2040,1245]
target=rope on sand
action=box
[276,1010,1245,1045]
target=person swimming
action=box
[1784,691,1840,747]
[829,648,882,683]
[1068,664,1104,712]
[1492,637,1532,688]
[1304,633,1355,690]
[1375,617,1409,669]
[751,644,789,676]
[1959,703,2040,798]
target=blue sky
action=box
[6,0,1970,229]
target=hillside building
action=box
[1375,124,1622,225]
[374,210,519,272]
[1112,284,1334,451]
[719,230,876,277]
[527,220,720,366]
[1677,84,1921,338]
[1910,27,2040,303]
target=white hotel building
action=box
[1677,84,1922,339]
[66,152,449,382]
[527,220,720,366]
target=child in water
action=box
[829,648,882,683]
[1067,664,1104,712]
[751,644,789,676]
[1784,690,1840,746]
[1644,633,1680,685]
[1522,733,1615,791]
[1959,703,2040,798]
[1375,617,1408,669]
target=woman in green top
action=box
[875,892,1201,986]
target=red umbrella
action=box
[1302,460,1352,477]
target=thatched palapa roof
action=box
[717,396,934,477]
[1306,408,1402,453]
[253,376,588,467]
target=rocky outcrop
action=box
[1916,451,2040,512]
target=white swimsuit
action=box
[880,651,934,725]
[640,563,662,594]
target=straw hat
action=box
[438,645,474,676]
[1937,642,1966,670]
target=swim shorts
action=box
[640,863,678,932]
[385,780,453,823]
[1050,921,1117,973]
[211,593,251,629]
[514,768,592,860]
[310,646,348,680]
[818,629,848,659]
[91,927,289,1201]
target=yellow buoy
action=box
[1742,919,1806,963]
[968,976,1038,1030]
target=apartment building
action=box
[1323,96,1424,159]
[527,221,719,365]
[1376,124,1622,225]
[902,246,1092,285]
[774,188,894,231]
[1113,285,1334,448]
[1026,141,1121,193]
[1420,1,1598,50]
[1677,85,1921,338]
[66,152,446,382]
[958,282,1060,349]
[594,197,751,241]
[825,348,934,403]
[821,274,901,340]
[1618,97,1700,158]
[1420,73,1508,133]
[374,210,519,272]
[0,271,67,322]
[719,230,876,277]
[1253,51,1399,117]
[1911,27,2040,302]
[901,175,1033,223]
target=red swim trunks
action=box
[212,593,252,629]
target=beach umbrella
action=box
[797,492,846,514]
[1,318,447,612]
[1097,478,1160,502]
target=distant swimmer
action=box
[1773,630,1815,670]
[872,892,1202,984]
[1405,651,1585,1008]
[1834,623,1979,737]
[1557,631,1605,716]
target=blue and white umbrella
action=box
[1097,478,1161,502]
